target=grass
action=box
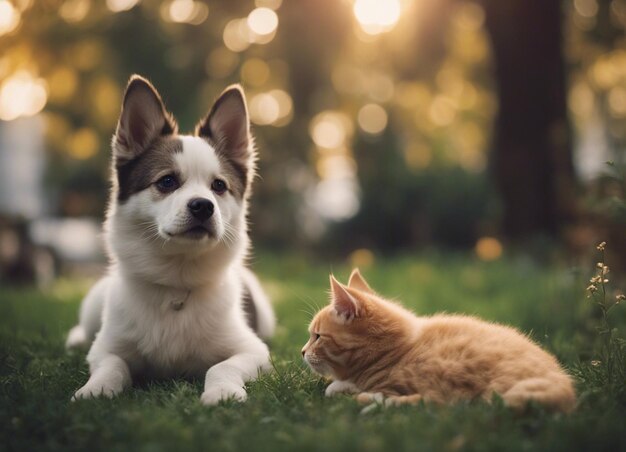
[1,251,626,452]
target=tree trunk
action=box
[481,0,577,239]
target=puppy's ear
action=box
[347,269,374,294]
[113,75,177,164]
[195,85,251,164]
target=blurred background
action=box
[0,0,624,284]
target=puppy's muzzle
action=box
[187,198,214,221]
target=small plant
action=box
[578,241,626,404]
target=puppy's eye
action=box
[211,179,227,195]
[156,175,180,193]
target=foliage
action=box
[591,162,626,222]
[1,0,622,248]
[331,143,497,251]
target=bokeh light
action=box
[0,1,20,36]
[47,67,78,104]
[59,0,91,23]
[348,248,375,268]
[268,89,293,126]
[429,95,457,126]
[223,18,252,52]
[161,0,208,25]
[404,143,432,170]
[569,82,595,117]
[67,127,99,160]
[574,0,599,18]
[312,177,360,221]
[0,71,48,121]
[89,77,122,126]
[455,2,485,31]
[475,237,503,261]
[590,56,619,90]
[249,92,280,125]
[316,154,356,180]
[249,89,292,126]
[357,104,388,135]
[247,7,278,36]
[168,0,195,23]
[310,111,352,149]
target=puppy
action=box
[65,75,275,405]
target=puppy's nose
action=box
[187,198,214,221]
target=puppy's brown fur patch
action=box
[116,137,182,202]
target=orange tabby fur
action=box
[302,270,576,412]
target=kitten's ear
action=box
[347,268,374,293]
[330,275,359,321]
[113,75,177,164]
[195,85,251,164]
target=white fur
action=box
[67,136,274,405]
[241,267,276,339]
[325,380,359,397]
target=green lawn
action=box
[1,252,625,451]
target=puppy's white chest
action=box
[119,287,236,378]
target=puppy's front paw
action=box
[201,383,247,406]
[72,380,122,401]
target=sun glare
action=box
[106,0,139,13]
[353,0,401,35]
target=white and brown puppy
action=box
[65,75,275,405]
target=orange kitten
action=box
[302,269,576,412]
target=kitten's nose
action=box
[301,348,306,357]
[187,198,214,221]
